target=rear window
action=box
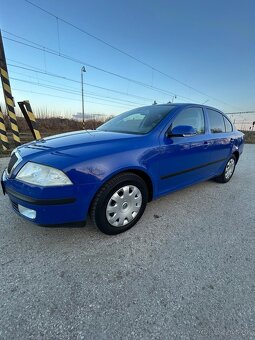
[207,109,225,133]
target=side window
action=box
[207,109,225,133]
[171,107,205,134]
[224,117,233,132]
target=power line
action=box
[13,88,137,109]
[8,58,46,72]
[7,62,156,102]
[10,64,252,115]
[2,30,57,52]
[10,77,143,107]
[9,71,148,106]
[3,33,196,101]
[4,33,187,100]
[24,0,234,108]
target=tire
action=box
[214,154,236,183]
[90,173,148,235]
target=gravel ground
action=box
[0,145,254,340]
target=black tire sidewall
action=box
[93,175,148,234]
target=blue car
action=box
[1,103,244,234]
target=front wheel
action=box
[214,155,236,183]
[90,173,148,235]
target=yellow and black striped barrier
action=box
[0,105,9,150]
[0,30,20,147]
[0,67,21,147]
[18,101,41,140]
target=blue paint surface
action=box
[2,104,244,225]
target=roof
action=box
[147,102,224,113]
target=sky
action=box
[0,0,255,125]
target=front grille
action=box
[7,153,18,174]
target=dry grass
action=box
[0,114,106,157]
[241,130,255,144]
[3,116,104,133]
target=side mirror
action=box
[167,125,197,137]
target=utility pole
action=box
[81,66,86,129]
[0,30,20,146]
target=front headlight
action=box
[16,162,72,186]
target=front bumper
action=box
[1,169,94,225]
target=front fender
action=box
[65,146,160,202]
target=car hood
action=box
[18,130,141,158]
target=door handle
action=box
[203,141,209,148]
[230,138,234,142]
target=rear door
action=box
[205,108,233,173]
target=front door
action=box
[157,106,210,196]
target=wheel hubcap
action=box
[225,158,235,179]
[106,185,142,227]
[122,202,128,209]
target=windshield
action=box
[97,105,175,134]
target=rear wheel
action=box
[90,173,148,235]
[214,155,236,183]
